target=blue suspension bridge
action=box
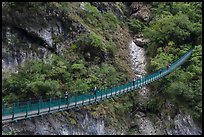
[2,49,193,123]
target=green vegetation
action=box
[2,52,128,102]
[4,2,70,15]
[2,2,130,104]
[141,2,202,122]
[81,2,119,32]
[76,32,106,52]
[2,130,17,135]
[128,18,145,33]
[2,2,202,130]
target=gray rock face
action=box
[166,114,202,135]
[2,111,121,135]
[129,41,156,134]
[2,5,90,76]
[90,2,125,21]
[131,6,150,22]
[130,2,143,14]
[2,26,50,75]
[129,40,146,77]
[2,3,202,135]
[130,2,150,22]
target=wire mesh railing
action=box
[2,49,193,123]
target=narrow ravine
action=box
[129,41,149,100]
[129,40,159,135]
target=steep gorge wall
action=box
[2,2,202,135]
[2,3,90,75]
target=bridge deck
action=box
[2,49,193,123]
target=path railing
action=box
[2,49,193,123]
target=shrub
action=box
[77,32,106,52]
[82,3,119,31]
[128,18,144,33]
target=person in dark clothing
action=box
[65,91,69,99]
[93,86,97,95]
[133,80,135,86]
[159,68,162,74]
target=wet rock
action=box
[129,41,146,76]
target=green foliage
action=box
[147,96,165,113]
[5,2,69,16]
[2,130,17,135]
[82,2,119,32]
[103,12,119,30]
[187,45,202,77]
[70,78,90,94]
[76,32,118,60]
[71,59,85,71]
[53,2,69,13]
[77,32,106,52]
[144,3,201,56]
[89,33,104,49]
[3,50,129,103]
[84,63,128,89]
[70,44,78,51]
[2,55,70,101]
[144,2,202,122]
[128,18,144,32]
[144,13,192,47]
[106,38,117,56]
[27,80,61,97]
[165,81,192,103]
[71,63,85,70]
[189,79,202,121]
[170,2,202,23]
[3,92,18,103]
[5,2,49,15]
[150,49,175,70]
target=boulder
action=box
[131,6,150,22]
[133,37,149,47]
[130,2,143,14]
[129,2,151,22]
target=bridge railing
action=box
[2,49,193,122]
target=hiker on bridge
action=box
[166,63,171,69]
[65,91,69,99]
[159,68,163,74]
[133,79,135,86]
[133,77,137,87]
[93,86,97,95]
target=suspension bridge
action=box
[2,49,193,123]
